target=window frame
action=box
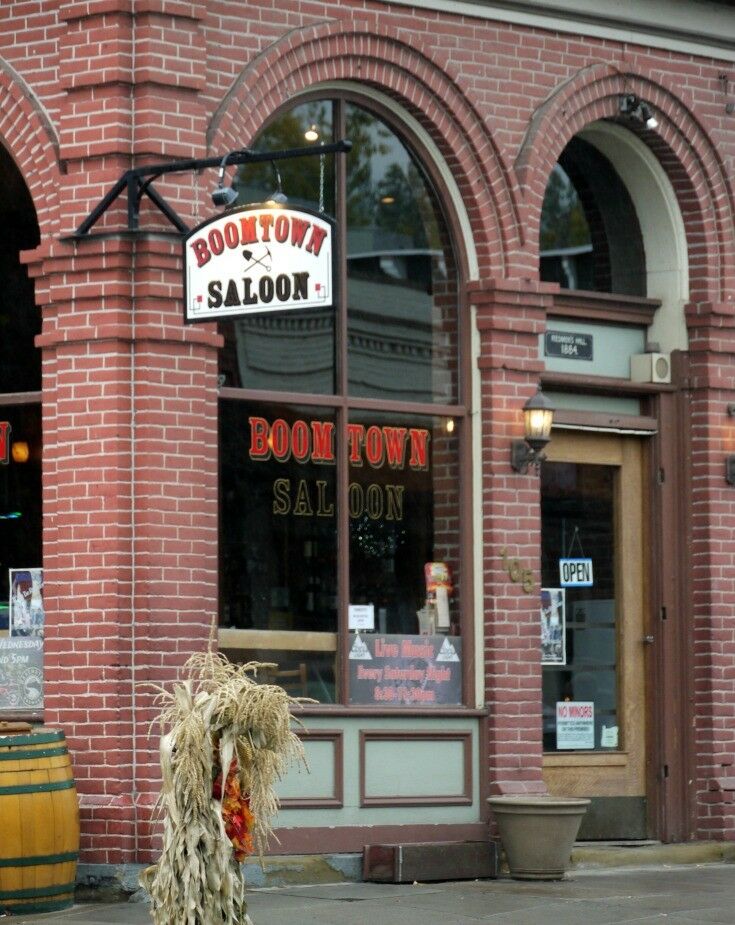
[217,92,474,709]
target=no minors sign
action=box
[184,204,334,323]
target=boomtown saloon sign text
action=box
[184,204,334,323]
[249,416,431,523]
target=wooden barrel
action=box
[0,726,80,915]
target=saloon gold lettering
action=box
[272,478,404,521]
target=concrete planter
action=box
[487,795,590,880]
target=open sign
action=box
[559,558,593,587]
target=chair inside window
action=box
[260,662,309,698]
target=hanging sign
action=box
[559,558,593,587]
[184,204,334,323]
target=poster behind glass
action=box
[541,587,566,665]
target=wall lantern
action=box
[511,386,555,474]
[11,441,29,464]
[726,404,735,485]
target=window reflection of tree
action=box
[539,137,645,295]
[220,101,457,405]
[234,101,334,213]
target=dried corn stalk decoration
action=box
[140,649,310,925]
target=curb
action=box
[76,854,363,903]
[570,840,735,870]
[75,842,735,902]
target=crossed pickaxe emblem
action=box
[242,246,272,273]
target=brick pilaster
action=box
[685,300,735,841]
[471,278,556,797]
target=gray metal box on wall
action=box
[629,352,671,383]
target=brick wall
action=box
[0,0,733,857]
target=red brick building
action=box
[1,0,734,876]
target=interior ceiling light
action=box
[11,442,29,464]
[304,124,320,142]
[619,93,659,129]
[380,195,395,204]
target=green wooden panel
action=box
[364,739,465,798]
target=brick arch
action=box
[515,63,735,303]
[0,58,63,237]
[207,19,522,279]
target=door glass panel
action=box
[541,462,618,751]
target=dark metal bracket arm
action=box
[70,139,352,239]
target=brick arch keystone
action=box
[208,19,522,279]
[515,62,735,303]
[0,56,63,238]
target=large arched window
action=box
[218,98,466,706]
[0,142,41,643]
[540,137,645,296]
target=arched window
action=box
[218,98,466,705]
[0,141,41,641]
[540,137,645,296]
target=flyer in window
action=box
[0,636,43,711]
[9,568,45,639]
[348,633,462,706]
[541,587,565,665]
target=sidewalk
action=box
[11,862,735,924]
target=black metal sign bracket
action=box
[69,140,352,239]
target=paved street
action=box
[11,863,735,924]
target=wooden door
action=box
[541,431,649,839]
